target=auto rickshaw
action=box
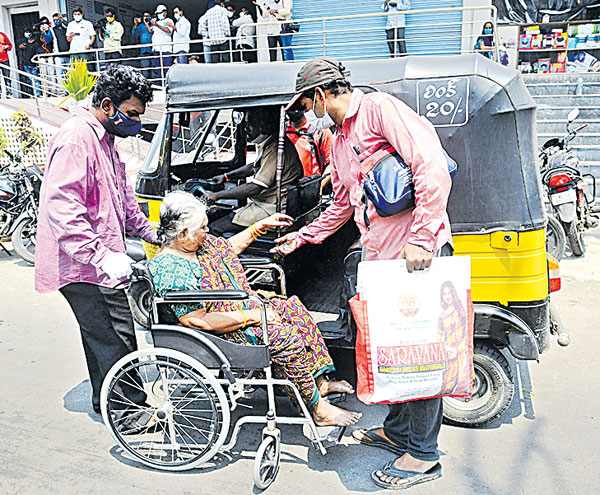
[133,54,567,428]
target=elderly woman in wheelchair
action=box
[149,191,361,427]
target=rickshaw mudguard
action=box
[474,303,540,361]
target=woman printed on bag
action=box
[436,281,469,394]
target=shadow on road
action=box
[63,380,103,424]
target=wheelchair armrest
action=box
[239,256,273,267]
[162,289,249,302]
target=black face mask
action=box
[286,110,304,125]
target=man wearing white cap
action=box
[150,4,174,81]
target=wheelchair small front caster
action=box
[253,431,281,490]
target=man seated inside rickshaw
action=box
[284,104,333,192]
[207,106,303,236]
[149,191,363,427]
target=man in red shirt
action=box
[0,31,13,97]
[285,105,333,179]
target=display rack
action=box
[516,19,600,74]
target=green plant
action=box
[59,59,98,107]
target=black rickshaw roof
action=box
[164,55,533,112]
[160,55,544,235]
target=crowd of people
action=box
[1,1,296,96]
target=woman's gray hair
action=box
[157,191,208,246]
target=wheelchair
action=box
[100,261,333,489]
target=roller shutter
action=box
[291,0,463,61]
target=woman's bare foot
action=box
[374,453,439,487]
[312,398,362,426]
[316,376,355,396]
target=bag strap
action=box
[358,143,397,182]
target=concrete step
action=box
[526,83,600,96]
[537,107,600,120]
[533,95,600,108]
[523,73,600,85]
[536,121,600,133]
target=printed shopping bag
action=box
[350,256,474,405]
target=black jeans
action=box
[382,242,453,461]
[267,35,281,61]
[60,282,147,411]
[386,27,407,57]
[211,41,231,63]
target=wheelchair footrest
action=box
[303,424,346,448]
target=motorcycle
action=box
[0,142,43,264]
[539,108,598,257]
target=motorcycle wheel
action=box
[545,215,566,261]
[563,220,585,257]
[11,217,37,264]
[442,343,514,428]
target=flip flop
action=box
[371,460,442,490]
[351,427,405,456]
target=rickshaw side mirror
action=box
[232,111,244,125]
[567,108,580,123]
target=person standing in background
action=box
[100,8,124,62]
[51,13,70,85]
[172,6,191,64]
[275,0,294,61]
[199,1,231,63]
[382,0,410,57]
[18,27,41,97]
[0,30,13,97]
[254,0,284,61]
[233,7,257,63]
[132,13,154,75]
[66,7,96,64]
[150,5,174,81]
[38,17,55,89]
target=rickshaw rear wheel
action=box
[253,433,281,490]
[545,215,566,261]
[442,343,514,428]
[100,348,230,471]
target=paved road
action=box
[0,233,598,495]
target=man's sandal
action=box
[351,427,405,456]
[371,460,442,490]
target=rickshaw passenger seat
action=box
[285,175,322,220]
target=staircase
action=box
[523,72,600,193]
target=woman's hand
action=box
[258,213,294,230]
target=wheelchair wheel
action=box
[100,348,230,471]
[253,434,281,490]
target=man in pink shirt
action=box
[273,57,452,489]
[36,65,157,422]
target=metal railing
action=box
[27,5,499,90]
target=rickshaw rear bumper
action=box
[474,298,550,361]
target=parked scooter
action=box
[539,108,598,257]
[0,142,43,264]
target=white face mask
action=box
[174,13,181,20]
[73,14,83,22]
[306,91,336,130]
[159,12,167,20]
[227,11,234,18]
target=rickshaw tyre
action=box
[442,344,514,428]
[254,434,281,490]
[563,220,585,257]
[11,217,36,265]
[127,283,151,328]
[545,215,566,261]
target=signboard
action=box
[416,77,469,128]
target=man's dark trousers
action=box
[382,243,453,461]
[60,282,147,412]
